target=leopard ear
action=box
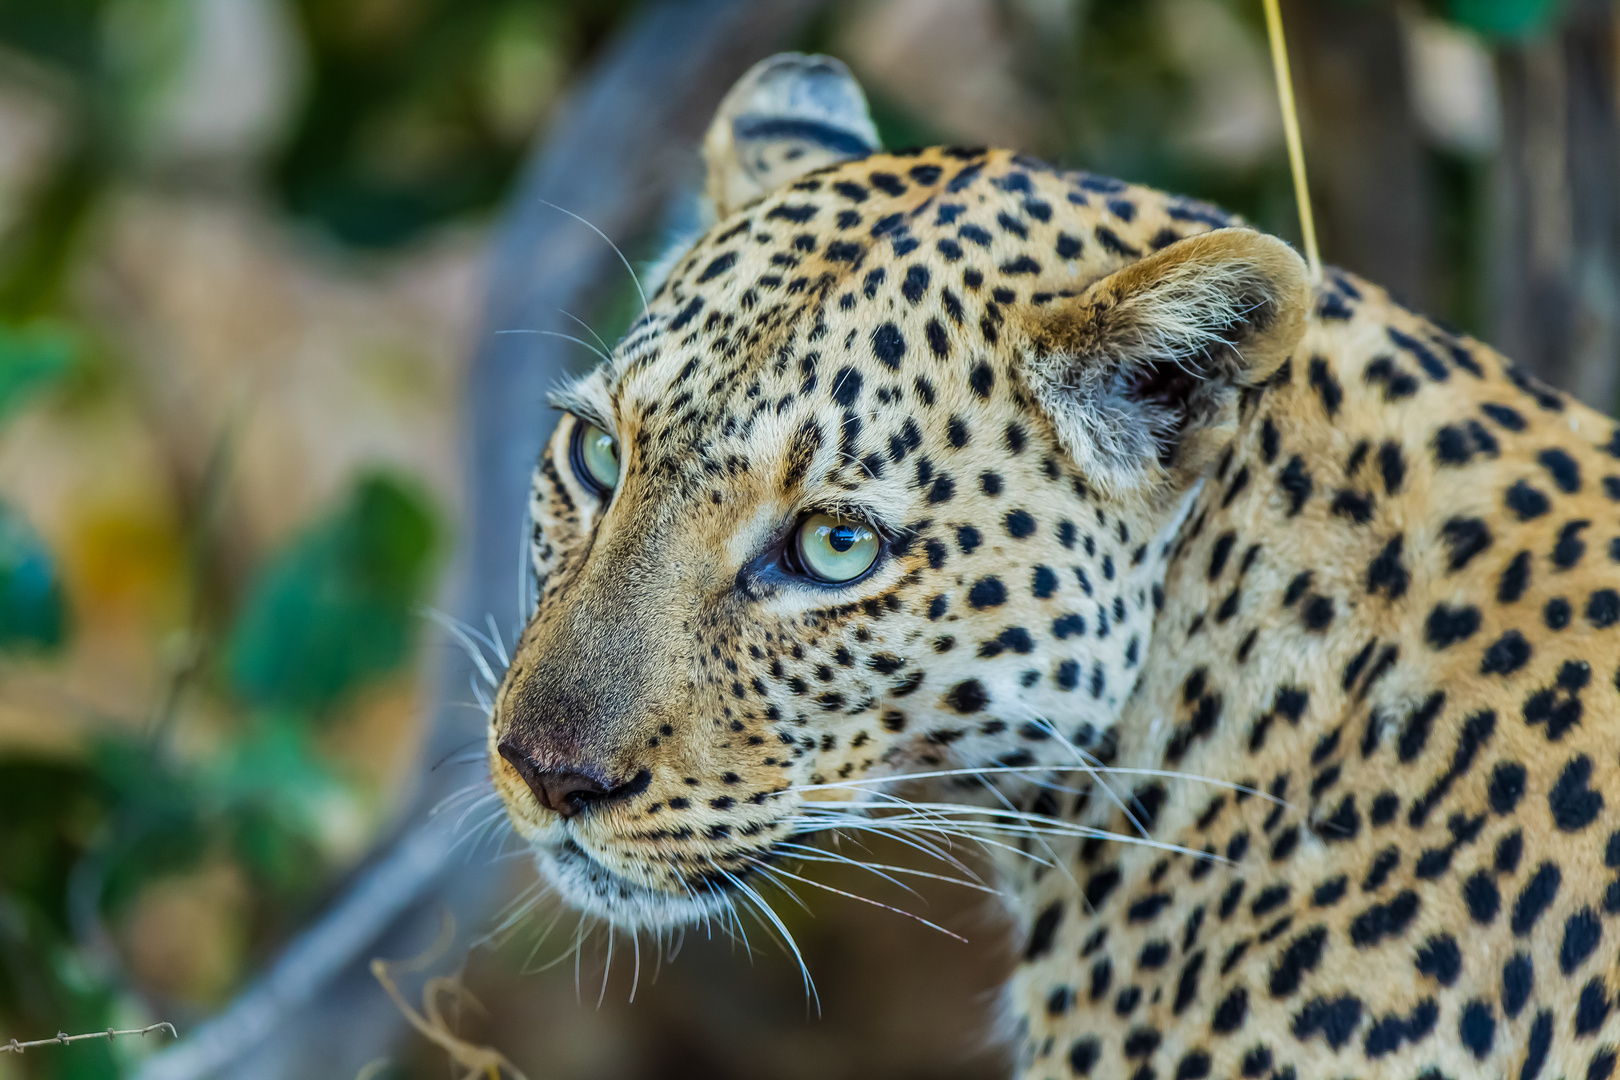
[703,53,880,218]
[1019,228,1310,502]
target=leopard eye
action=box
[571,420,620,494]
[794,512,879,583]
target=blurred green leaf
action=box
[226,472,439,714]
[1442,0,1567,39]
[212,723,337,888]
[0,325,77,424]
[275,0,635,246]
[0,757,119,1080]
[0,500,67,653]
[88,726,333,911]
[0,759,102,936]
[88,737,213,908]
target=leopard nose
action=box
[497,739,645,818]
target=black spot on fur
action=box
[871,323,906,369]
[1505,480,1550,520]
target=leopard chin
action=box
[533,836,743,931]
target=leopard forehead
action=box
[584,146,1232,488]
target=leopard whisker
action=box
[761,864,969,945]
[999,703,1146,840]
[747,862,817,916]
[515,902,569,972]
[431,778,495,819]
[982,764,1072,882]
[629,926,641,1003]
[791,812,1054,865]
[797,804,1227,862]
[719,865,819,1009]
[469,674,494,717]
[573,915,589,999]
[535,199,649,317]
[476,878,551,952]
[778,843,926,900]
[483,612,511,670]
[448,791,501,835]
[456,807,514,863]
[421,607,506,688]
[495,328,611,364]
[791,764,1288,806]
[553,306,614,359]
[703,879,752,958]
[597,921,614,1008]
[775,841,1000,896]
[791,813,979,876]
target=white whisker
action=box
[762,864,968,945]
[598,922,618,1009]
[484,613,511,669]
[555,307,613,357]
[495,328,610,363]
[422,608,503,688]
[536,199,648,316]
[791,764,1287,806]
[775,841,999,896]
[791,813,1053,865]
[719,867,818,1011]
[794,805,1221,862]
[470,674,493,716]
[629,926,642,1003]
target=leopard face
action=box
[487,124,1305,928]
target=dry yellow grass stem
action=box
[369,913,528,1080]
[1261,0,1322,280]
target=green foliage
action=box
[275,0,636,246]
[0,324,77,421]
[89,726,335,914]
[0,733,340,1074]
[0,0,109,78]
[0,758,119,1080]
[226,473,440,714]
[1440,0,1567,39]
[0,500,67,653]
[0,325,74,654]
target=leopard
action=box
[487,52,1620,1079]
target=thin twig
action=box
[3,1023,178,1053]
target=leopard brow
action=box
[804,496,902,539]
[546,382,616,434]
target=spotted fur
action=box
[491,56,1620,1079]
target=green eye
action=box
[795,513,880,583]
[572,420,620,493]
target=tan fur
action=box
[490,117,1620,1076]
[1023,229,1309,503]
[702,53,879,219]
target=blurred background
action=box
[0,0,1615,1077]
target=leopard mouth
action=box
[535,836,751,930]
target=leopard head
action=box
[488,53,1309,928]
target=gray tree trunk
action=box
[1489,0,1620,410]
[1284,0,1436,310]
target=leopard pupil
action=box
[828,525,857,552]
